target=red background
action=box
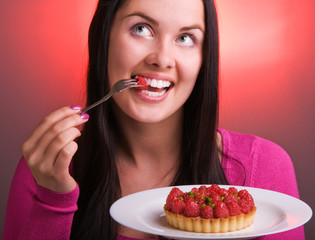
[1,0,314,237]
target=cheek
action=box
[176,52,202,102]
[108,39,130,72]
[179,53,202,84]
[108,36,149,81]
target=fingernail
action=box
[79,113,89,120]
[70,105,82,110]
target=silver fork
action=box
[80,79,141,113]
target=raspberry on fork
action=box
[135,76,148,90]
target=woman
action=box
[3,0,304,239]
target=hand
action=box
[21,106,89,193]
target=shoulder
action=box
[218,128,299,198]
[218,128,290,162]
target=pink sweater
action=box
[3,129,304,240]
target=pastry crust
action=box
[164,206,256,233]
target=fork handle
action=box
[80,92,112,114]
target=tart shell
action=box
[164,206,256,233]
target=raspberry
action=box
[135,76,148,90]
[238,189,254,209]
[211,194,221,205]
[191,187,199,194]
[200,205,213,219]
[238,189,250,199]
[198,188,209,198]
[208,190,217,198]
[228,187,238,194]
[223,193,238,204]
[184,200,200,217]
[169,187,184,196]
[166,188,184,211]
[245,194,254,209]
[214,202,229,218]
[199,185,208,191]
[166,193,178,211]
[238,199,251,214]
[218,188,229,197]
[172,199,186,214]
[194,193,205,204]
[182,192,189,202]
[184,196,194,204]
[208,184,220,193]
[226,202,241,216]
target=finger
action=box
[24,111,88,163]
[53,141,78,179]
[25,127,81,182]
[22,106,82,156]
[32,140,78,193]
[42,127,82,168]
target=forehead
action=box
[116,0,205,29]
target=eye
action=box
[132,24,153,38]
[176,34,196,47]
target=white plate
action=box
[110,185,312,240]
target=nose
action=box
[145,40,176,69]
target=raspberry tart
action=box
[164,185,256,233]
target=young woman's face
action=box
[108,0,205,123]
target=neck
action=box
[114,107,183,196]
[115,108,183,167]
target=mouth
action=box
[134,75,173,97]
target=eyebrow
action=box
[180,25,204,34]
[124,12,204,34]
[124,12,159,27]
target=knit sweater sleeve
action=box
[219,128,304,240]
[3,157,79,240]
[249,136,304,240]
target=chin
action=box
[132,106,183,125]
[131,110,169,124]
[113,94,183,124]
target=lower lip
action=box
[134,88,171,103]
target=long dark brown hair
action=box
[71,0,228,239]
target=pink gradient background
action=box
[0,0,314,238]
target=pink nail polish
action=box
[70,105,82,110]
[79,113,89,120]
